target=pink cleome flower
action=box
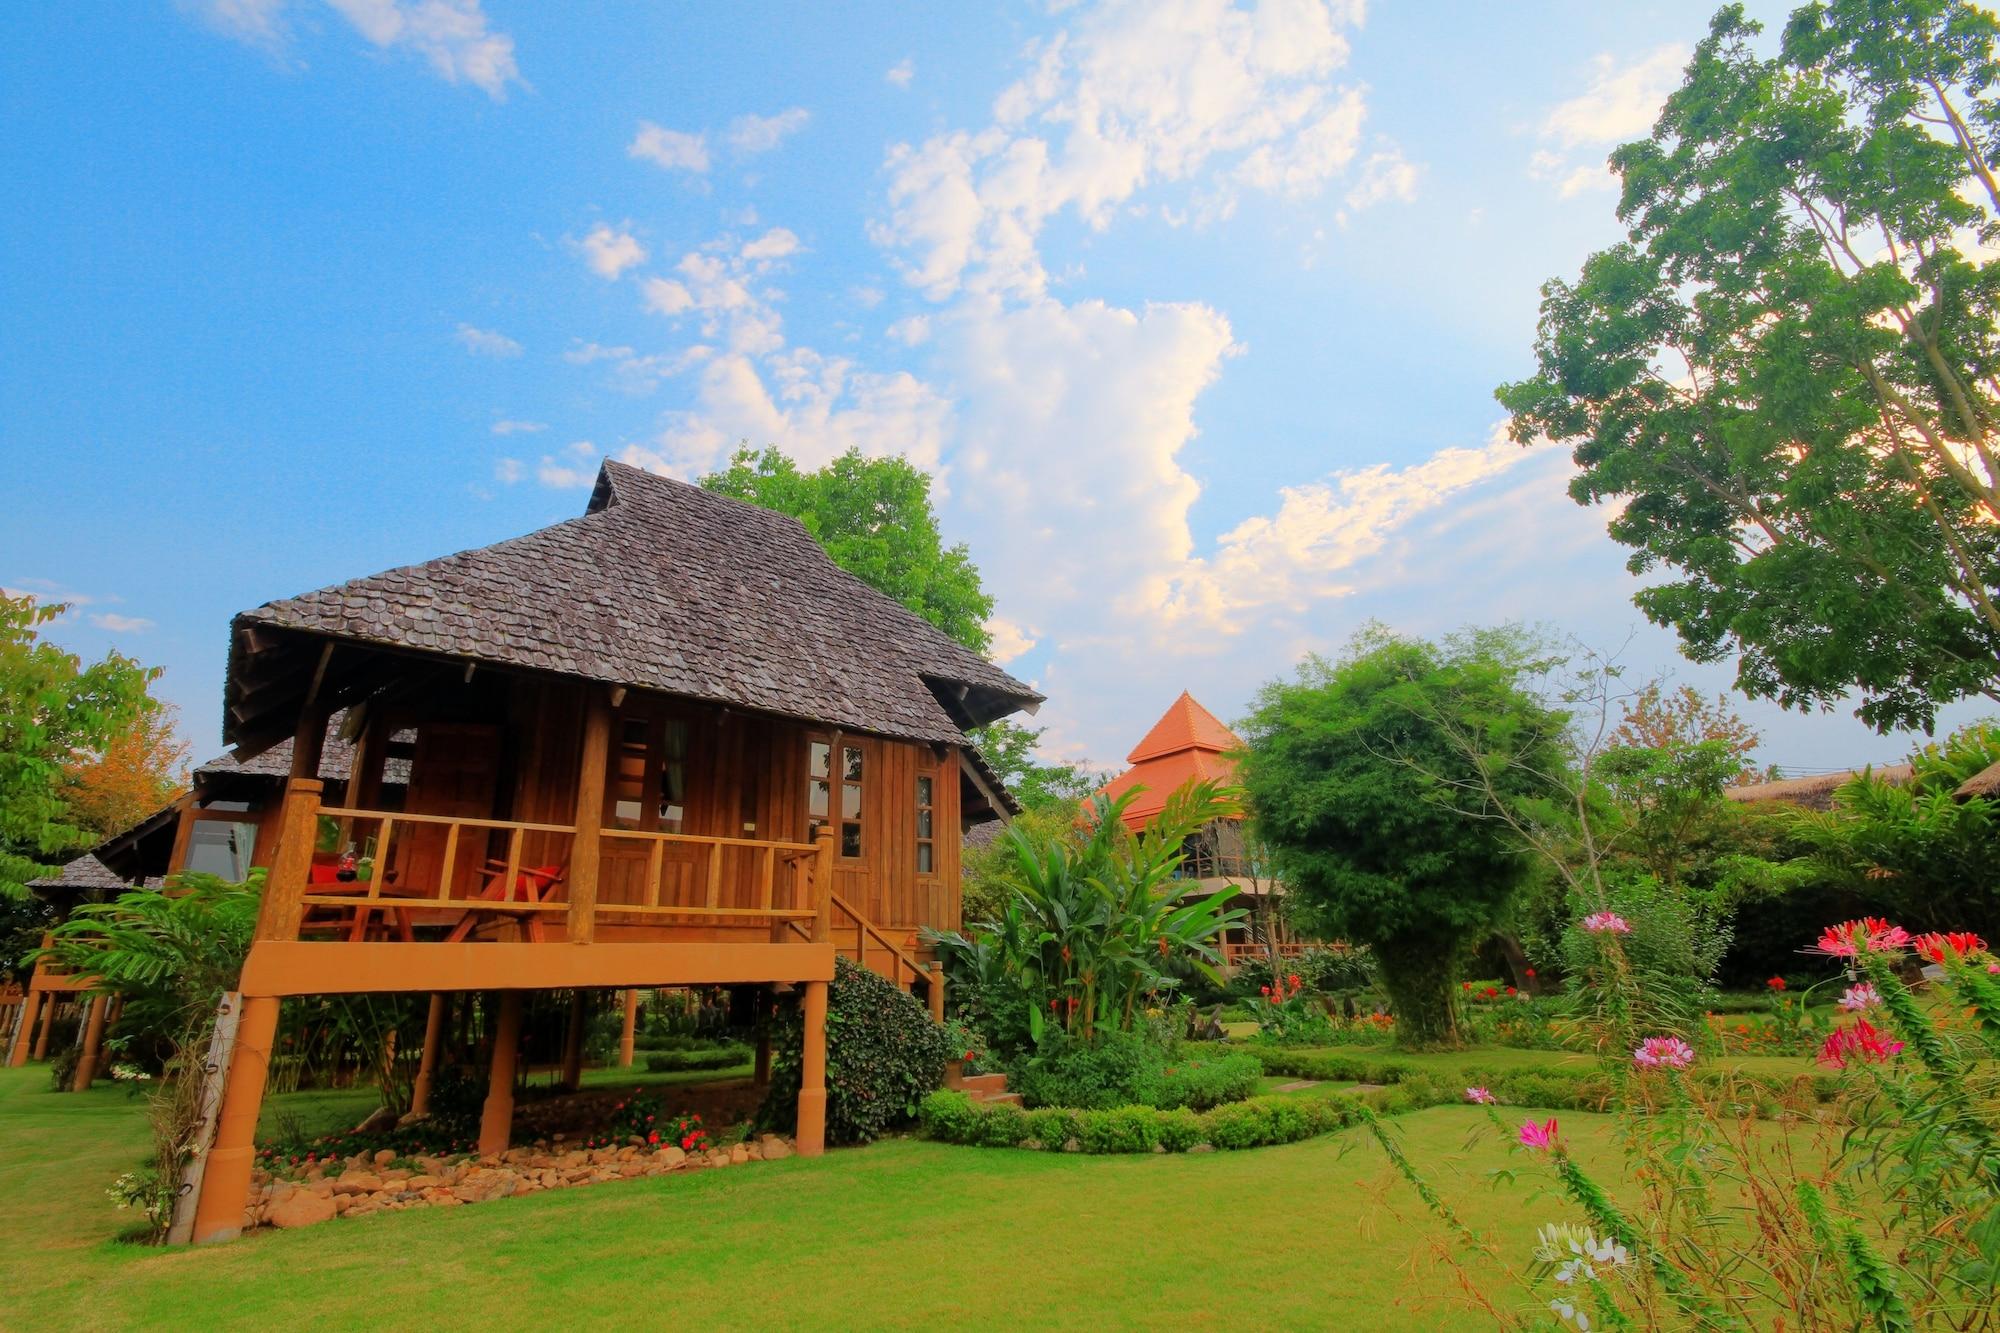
[1518,1117,1560,1151]
[1818,1019,1904,1069]
[1580,912,1632,935]
[1810,918,1912,958]
[1836,983,1882,1012]
[1465,1086,1496,1105]
[1632,1036,1696,1070]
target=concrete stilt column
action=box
[192,994,281,1245]
[31,995,58,1060]
[72,994,110,1092]
[618,989,638,1068]
[7,990,42,1067]
[561,991,585,1092]
[478,993,522,1157]
[409,992,448,1117]
[795,980,828,1157]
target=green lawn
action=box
[1264,1042,1818,1080]
[2,1063,1621,1330]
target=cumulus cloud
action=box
[885,58,915,88]
[538,440,601,488]
[574,223,646,280]
[1343,146,1420,210]
[871,0,1397,299]
[455,322,522,357]
[187,0,520,95]
[564,341,713,394]
[985,616,1040,664]
[629,121,710,173]
[1532,44,1686,194]
[491,419,546,435]
[90,613,155,633]
[494,457,524,483]
[726,108,809,153]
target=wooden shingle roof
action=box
[26,853,131,896]
[226,461,1040,748]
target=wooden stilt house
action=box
[182,460,1039,1242]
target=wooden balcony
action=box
[1221,940,1314,968]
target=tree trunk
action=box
[1377,938,1464,1050]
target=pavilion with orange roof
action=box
[1097,692,1305,967]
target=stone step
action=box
[968,1090,1021,1107]
[959,1072,1009,1095]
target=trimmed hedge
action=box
[1011,1035,1261,1112]
[919,1088,1375,1153]
[1249,1047,1844,1114]
[643,1045,752,1073]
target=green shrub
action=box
[1025,1107,1078,1150]
[1077,1106,1161,1153]
[1012,1031,1258,1111]
[643,1045,751,1073]
[1155,1107,1206,1152]
[760,957,953,1145]
[919,1090,982,1141]
[919,1088,1367,1154]
[975,1103,1030,1147]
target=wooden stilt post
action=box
[927,966,946,1024]
[478,992,523,1157]
[754,989,772,1088]
[190,993,279,1244]
[7,988,42,1067]
[31,993,57,1060]
[72,994,110,1091]
[618,988,638,1068]
[796,979,828,1157]
[567,693,612,946]
[561,991,585,1091]
[410,993,448,1117]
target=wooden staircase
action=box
[784,887,946,1021]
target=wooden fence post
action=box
[811,825,835,944]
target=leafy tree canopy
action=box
[1237,625,1572,1047]
[59,701,189,842]
[0,597,160,899]
[1499,1,2000,733]
[701,445,995,653]
[965,719,1098,815]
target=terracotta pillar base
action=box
[192,994,281,1245]
[478,993,523,1157]
[72,994,110,1092]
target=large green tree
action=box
[701,446,995,653]
[0,597,159,899]
[1238,628,1571,1049]
[1499,1,2000,733]
[964,719,1097,814]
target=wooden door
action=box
[397,723,501,894]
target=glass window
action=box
[809,737,864,857]
[915,774,936,875]
[841,746,863,857]
[658,720,689,832]
[610,718,649,828]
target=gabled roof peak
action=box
[1127,691,1239,763]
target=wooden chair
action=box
[299,857,419,943]
[441,862,566,944]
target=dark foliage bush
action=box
[758,956,953,1145]
[919,1088,1365,1153]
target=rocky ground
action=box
[250,1131,797,1231]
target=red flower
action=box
[1260,985,1272,996]
[1524,968,1535,979]
[648,1131,660,1145]
[1819,1019,1905,1069]
[1065,997,1080,1012]
[1505,986,1516,996]
[1286,973,1301,990]
[1462,982,1472,991]
[1766,975,1786,991]
[1912,931,1987,963]
[963,1050,974,1061]
[1157,936,1171,957]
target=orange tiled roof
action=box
[1099,692,1243,830]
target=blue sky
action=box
[2,0,1986,776]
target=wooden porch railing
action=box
[1222,940,1313,967]
[305,805,579,921]
[597,827,819,925]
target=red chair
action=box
[442,862,566,944]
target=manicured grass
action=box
[1263,1042,1818,1080]
[2,1063,1625,1330]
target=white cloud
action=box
[985,616,1039,664]
[1343,146,1420,210]
[455,322,522,357]
[538,440,601,489]
[625,348,954,479]
[871,0,1392,299]
[491,419,546,435]
[886,315,931,346]
[1531,43,1685,194]
[186,0,290,51]
[739,228,801,261]
[642,277,695,316]
[323,0,520,97]
[494,457,524,483]
[564,341,713,394]
[90,613,155,633]
[885,58,915,88]
[726,108,809,154]
[1541,44,1687,149]
[574,223,646,280]
[629,121,710,173]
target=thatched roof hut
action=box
[1724,763,1914,812]
[1954,759,2000,801]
